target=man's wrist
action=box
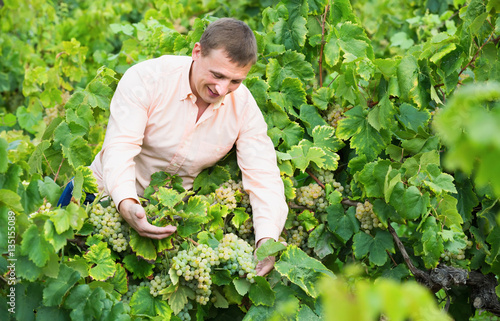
[256,237,273,248]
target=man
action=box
[89,18,288,276]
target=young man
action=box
[89,18,288,275]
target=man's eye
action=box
[213,74,222,79]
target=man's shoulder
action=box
[232,83,258,108]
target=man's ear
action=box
[192,42,202,61]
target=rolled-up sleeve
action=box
[100,66,150,208]
[236,98,288,243]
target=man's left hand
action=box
[255,237,276,276]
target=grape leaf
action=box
[336,105,390,161]
[266,50,315,91]
[84,242,116,281]
[274,15,308,51]
[192,165,231,194]
[275,246,335,298]
[249,276,275,306]
[288,141,326,172]
[353,230,395,266]
[129,229,157,262]
[21,225,53,267]
[326,204,358,243]
[43,265,81,306]
[122,254,154,279]
[255,239,287,261]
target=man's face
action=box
[190,43,252,107]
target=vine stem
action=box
[54,158,64,182]
[43,153,56,177]
[318,4,330,87]
[306,169,325,189]
[457,30,496,78]
[386,222,436,289]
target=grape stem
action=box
[305,170,325,189]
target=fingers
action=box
[256,256,275,276]
[119,199,177,239]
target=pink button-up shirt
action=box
[89,55,288,242]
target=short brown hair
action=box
[199,18,257,67]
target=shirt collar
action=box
[179,58,225,110]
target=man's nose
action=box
[215,80,230,96]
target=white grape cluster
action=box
[149,274,171,297]
[217,233,256,281]
[214,180,251,213]
[296,183,327,212]
[88,201,129,252]
[311,169,346,194]
[170,234,256,305]
[287,220,308,248]
[172,243,218,305]
[236,218,255,246]
[441,238,473,263]
[312,169,335,185]
[323,103,346,128]
[355,201,383,232]
[157,248,180,272]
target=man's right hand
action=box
[119,198,176,239]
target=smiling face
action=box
[189,43,252,109]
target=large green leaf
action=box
[43,265,81,306]
[130,286,172,318]
[275,246,335,298]
[248,276,275,306]
[353,230,395,266]
[266,50,315,91]
[336,105,390,160]
[83,242,116,281]
[129,229,157,262]
[274,15,308,51]
[21,225,53,267]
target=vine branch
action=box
[318,4,330,87]
[387,222,500,316]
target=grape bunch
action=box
[355,200,383,232]
[217,233,257,282]
[171,243,218,305]
[322,103,346,128]
[88,201,129,252]
[235,218,255,246]
[170,233,257,306]
[296,183,327,212]
[286,220,308,249]
[312,168,335,185]
[149,274,171,297]
[214,179,251,213]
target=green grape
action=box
[322,103,346,128]
[88,201,129,252]
[214,179,251,213]
[355,201,383,232]
[296,183,327,212]
[236,218,255,246]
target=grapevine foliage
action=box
[1,0,500,320]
